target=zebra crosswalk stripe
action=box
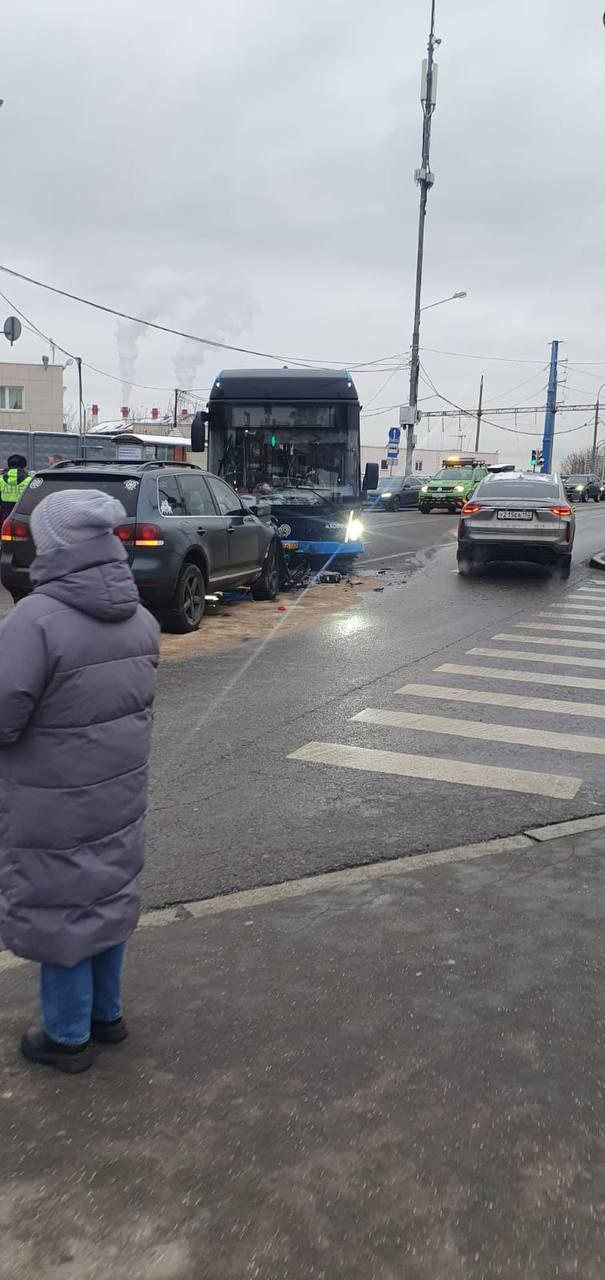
[494,632,605,652]
[515,621,605,636]
[535,611,605,623]
[550,602,605,612]
[468,646,605,670]
[288,741,581,799]
[352,707,605,755]
[438,662,605,691]
[397,682,605,720]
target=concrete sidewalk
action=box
[0,829,604,1280]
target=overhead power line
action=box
[418,365,595,439]
[0,286,212,396]
[0,262,410,372]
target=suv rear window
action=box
[17,473,141,518]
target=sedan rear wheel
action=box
[457,553,474,577]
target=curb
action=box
[1,813,605,975]
[590,551,605,570]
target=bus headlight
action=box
[345,513,364,542]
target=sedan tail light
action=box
[1,517,30,542]
[549,506,572,518]
[461,503,482,515]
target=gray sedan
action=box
[457,471,574,577]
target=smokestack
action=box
[151,407,159,420]
[91,403,99,428]
[121,406,129,421]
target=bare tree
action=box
[63,405,79,433]
[559,448,594,474]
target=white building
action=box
[0,361,64,432]
[362,444,499,477]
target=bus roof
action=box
[209,367,359,403]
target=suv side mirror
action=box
[363,462,379,492]
[190,411,207,453]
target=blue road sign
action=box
[388,426,401,444]
[386,445,399,460]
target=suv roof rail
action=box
[46,459,201,472]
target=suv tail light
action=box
[135,523,164,547]
[1,517,30,542]
[461,503,482,515]
[114,522,164,547]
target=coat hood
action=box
[29,532,139,622]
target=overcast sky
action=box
[2,0,605,464]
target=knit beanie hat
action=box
[31,488,127,554]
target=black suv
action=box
[1,461,280,632]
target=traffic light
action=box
[531,449,537,469]
[537,448,544,469]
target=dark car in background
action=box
[457,471,575,577]
[562,473,601,503]
[1,461,280,632]
[364,474,426,511]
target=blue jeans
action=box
[40,943,126,1047]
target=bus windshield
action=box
[207,369,361,501]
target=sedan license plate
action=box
[497,509,533,521]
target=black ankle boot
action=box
[91,1017,128,1045]
[21,1028,94,1074]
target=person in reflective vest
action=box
[0,455,31,528]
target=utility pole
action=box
[541,340,559,472]
[404,0,438,475]
[76,357,84,434]
[591,383,605,469]
[474,375,484,454]
[173,388,179,433]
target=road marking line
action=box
[397,681,605,720]
[288,741,581,799]
[353,706,605,755]
[516,621,605,636]
[469,645,605,669]
[574,586,605,593]
[359,550,415,565]
[439,662,605,691]
[495,632,605,652]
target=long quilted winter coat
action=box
[0,533,159,966]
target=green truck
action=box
[418,457,489,513]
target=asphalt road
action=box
[144,503,605,907]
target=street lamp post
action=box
[404,0,439,475]
[421,290,467,312]
[591,384,605,470]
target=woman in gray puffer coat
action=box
[0,488,159,1073]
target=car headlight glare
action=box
[421,485,429,493]
[345,513,364,542]
[454,485,465,493]
[381,492,392,499]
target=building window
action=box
[414,460,423,471]
[0,386,23,410]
